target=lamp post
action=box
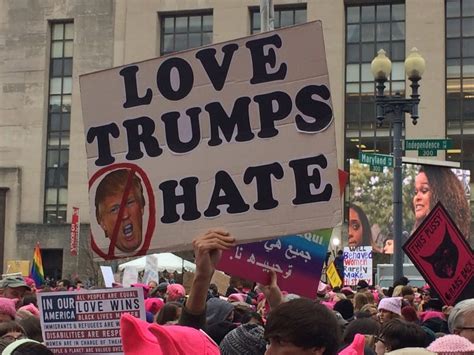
[371,48,426,282]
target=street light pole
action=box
[371,48,426,282]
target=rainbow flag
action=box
[29,243,45,286]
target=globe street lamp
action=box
[371,48,426,282]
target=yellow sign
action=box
[5,260,30,276]
[326,262,342,288]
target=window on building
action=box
[44,22,73,224]
[250,5,307,33]
[160,13,213,55]
[446,0,474,174]
[344,3,406,166]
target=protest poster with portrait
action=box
[349,159,471,254]
[80,21,341,259]
[403,202,474,305]
[38,288,145,354]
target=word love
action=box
[87,34,333,166]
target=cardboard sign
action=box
[142,255,159,285]
[343,246,373,286]
[326,262,342,288]
[80,21,341,259]
[70,207,80,256]
[100,266,115,288]
[38,288,145,354]
[403,202,474,306]
[5,260,30,276]
[122,266,138,287]
[218,229,331,297]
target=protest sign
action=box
[122,266,138,287]
[326,262,342,288]
[100,266,115,287]
[80,21,341,260]
[38,288,145,354]
[70,207,80,256]
[142,254,159,285]
[218,229,331,297]
[403,202,474,306]
[343,246,373,286]
[5,260,30,276]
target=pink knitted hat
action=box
[120,313,219,355]
[0,298,17,320]
[166,284,185,302]
[131,283,150,299]
[427,334,474,354]
[227,293,246,303]
[338,334,365,355]
[378,297,402,316]
[145,298,165,315]
[18,304,40,318]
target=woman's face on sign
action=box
[348,208,363,248]
[413,172,432,222]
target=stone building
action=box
[0,0,472,278]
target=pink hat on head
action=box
[167,284,185,302]
[18,304,40,318]
[145,298,165,315]
[427,334,474,354]
[338,334,365,355]
[120,313,220,355]
[0,298,17,320]
[378,297,402,316]
[227,293,246,303]
[132,283,150,299]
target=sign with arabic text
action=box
[218,229,332,297]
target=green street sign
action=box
[370,165,383,172]
[405,139,453,151]
[359,152,394,168]
[418,149,438,157]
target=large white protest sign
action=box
[343,246,373,286]
[80,21,341,260]
[38,288,145,354]
[142,254,159,285]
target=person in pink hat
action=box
[427,334,474,354]
[377,297,402,324]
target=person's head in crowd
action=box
[375,318,427,355]
[401,306,419,323]
[332,293,347,303]
[151,282,169,299]
[358,304,378,320]
[391,285,404,298]
[166,284,185,303]
[377,297,402,324]
[334,299,354,321]
[353,292,369,312]
[365,291,375,305]
[343,317,380,346]
[0,321,25,339]
[120,313,220,355]
[231,302,252,324]
[401,286,414,304]
[423,298,444,312]
[209,283,219,298]
[0,298,18,323]
[17,316,43,342]
[0,277,30,301]
[448,298,474,343]
[145,298,165,315]
[56,279,71,289]
[19,295,37,309]
[240,311,264,326]
[340,287,355,299]
[413,166,471,239]
[147,280,158,289]
[356,280,369,293]
[16,304,39,320]
[264,298,340,355]
[0,339,53,355]
[95,169,146,253]
[220,323,266,355]
[348,204,372,248]
[155,302,183,325]
[427,334,474,354]
[206,297,234,326]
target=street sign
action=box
[405,139,453,151]
[418,149,438,157]
[358,152,394,169]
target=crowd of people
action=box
[0,229,472,354]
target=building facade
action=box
[0,0,472,278]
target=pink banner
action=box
[70,207,80,256]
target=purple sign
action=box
[218,229,331,298]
